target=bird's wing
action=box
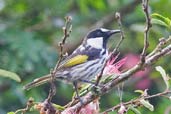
[24,47,102,90]
[58,46,102,69]
[24,54,90,90]
[63,55,88,67]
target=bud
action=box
[118,104,127,114]
[115,12,121,20]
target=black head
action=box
[85,28,120,48]
[87,28,120,39]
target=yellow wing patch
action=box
[64,55,88,67]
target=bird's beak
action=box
[108,29,121,36]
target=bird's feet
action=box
[91,84,104,95]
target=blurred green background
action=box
[0,0,171,113]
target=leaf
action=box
[135,89,148,96]
[151,13,171,26]
[134,90,144,94]
[0,69,21,82]
[151,18,169,28]
[7,112,15,114]
[140,99,154,111]
[151,13,171,29]
[52,103,65,111]
[129,106,141,114]
[89,0,106,11]
[155,66,170,90]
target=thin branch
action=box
[54,16,72,72]
[113,12,125,103]
[140,0,152,63]
[95,12,125,87]
[15,98,34,114]
[101,90,171,113]
[112,12,125,54]
[145,44,171,65]
[147,36,171,58]
[47,16,72,101]
[95,62,107,87]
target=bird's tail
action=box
[24,74,52,90]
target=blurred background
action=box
[0,0,171,113]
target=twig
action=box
[54,16,72,72]
[140,0,152,64]
[101,90,171,113]
[147,36,171,58]
[95,63,107,87]
[114,12,125,103]
[145,44,171,65]
[15,98,34,114]
[47,16,72,101]
[95,12,125,87]
[112,12,125,54]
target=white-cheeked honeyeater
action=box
[24,28,120,103]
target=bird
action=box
[24,28,120,103]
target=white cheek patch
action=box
[87,37,103,48]
[100,28,109,32]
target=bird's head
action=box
[84,28,120,49]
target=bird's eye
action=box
[97,31,102,36]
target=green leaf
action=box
[0,69,21,82]
[7,112,15,114]
[134,90,144,94]
[89,0,106,11]
[151,13,171,29]
[140,99,154,111]
[52,103,65,111]
[151,13,171,25]
[151,18,169,28]
[155,66,170,90]
[129,106,141,114]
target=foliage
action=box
[0,69,21,82]
[151,13,171,30]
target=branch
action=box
[101,90,171,113]
[47,16,72,101]
[53,16,72,72]
[140,0,152,63]
[147,36,171,58]
[112,12,125,54]
[14,98,34,114]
